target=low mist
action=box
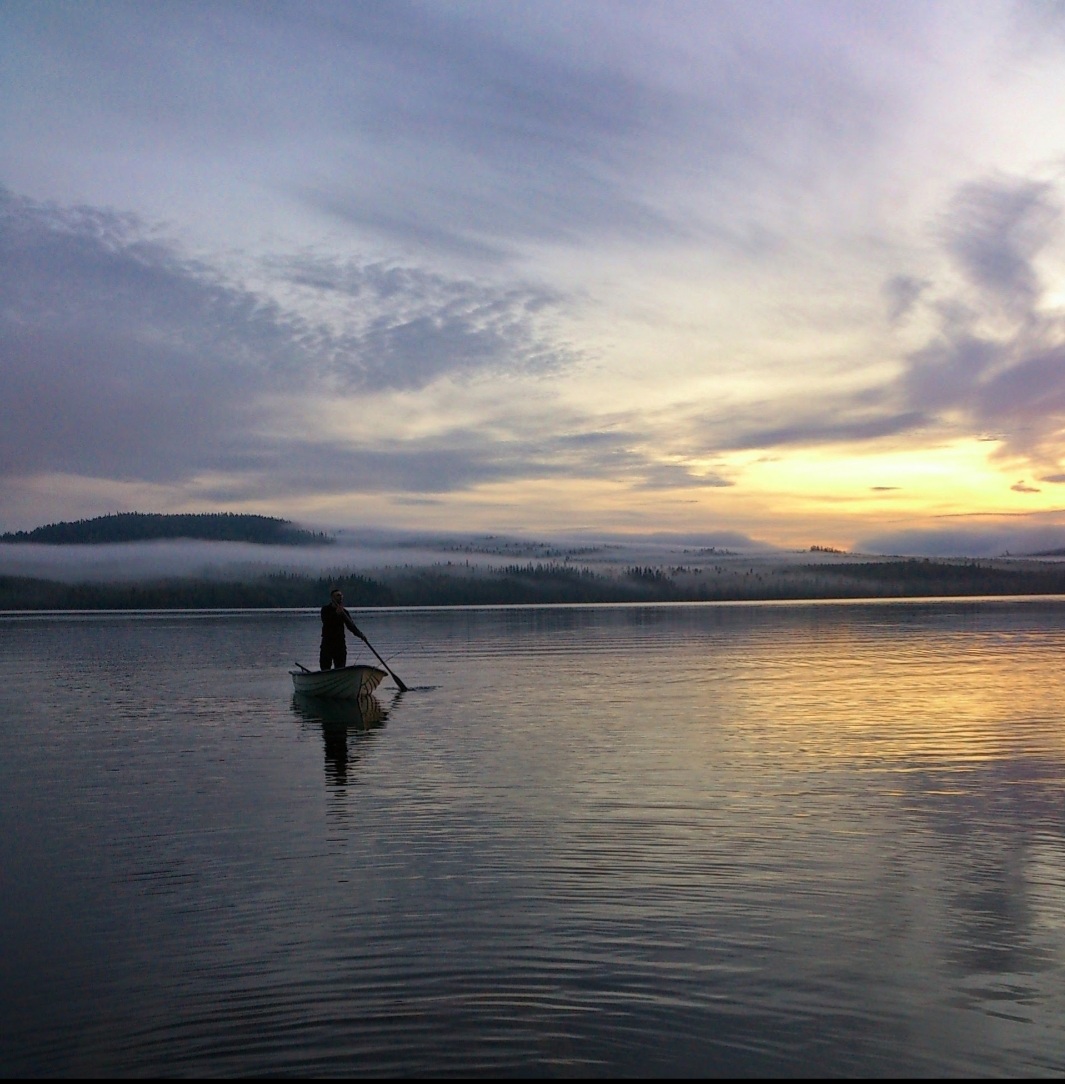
[0,530,782,585]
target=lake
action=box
[2,599,1065,1077]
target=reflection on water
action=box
[1,600,1065,1076]
[290,691,390,786]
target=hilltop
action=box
[0,512,332,547]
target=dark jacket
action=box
[321,603,362,644]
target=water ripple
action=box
[2,601,1065,1075]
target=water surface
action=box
[2,599,1064,1076]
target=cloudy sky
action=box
[3,0,1065,556]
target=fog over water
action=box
[5,523,1065,597]
[0,531,798,585]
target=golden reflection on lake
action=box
[1,600,1064,1077]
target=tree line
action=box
[2,558,1065,609]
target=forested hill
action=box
[0,512,333,546]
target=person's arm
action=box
[340,606,366,640]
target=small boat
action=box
[290,663,387,699]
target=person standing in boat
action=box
[320,587,366,671]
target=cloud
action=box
[716,409,929,453]
[940,176,1060,313]
[902,332,1002,414]
[632,463,733,490]
[883,275,928,324]
[268,253,574,389]
[0,189,576,490]
[0,191,291,481]
[885,174,1065,469]
[665,172,1065,471]
[4,2,1065,543]
[183,417,735,505]
[279,0,923,260]
[856,517,1065,558]
[0,188,733,511]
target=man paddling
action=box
[320,587,366,671]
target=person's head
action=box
[330,587,343,604]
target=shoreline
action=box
[4,552,1065,610]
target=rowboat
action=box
[290,663,387,699]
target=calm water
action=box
[2,599,1065,1078]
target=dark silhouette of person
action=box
[320,587,366,670]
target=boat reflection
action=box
[291,692,390,787]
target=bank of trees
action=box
[2,557,1065,610]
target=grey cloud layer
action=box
[5,168,1063,505]
[902,176,1065,469]
[680,173,1065,475]
[2,0,931,261]
[270,254,572,388]
[192,424,733,503]
[856,514,1065,558]
[0,191,572,488]
[940,178,1060,314]
[1,190,717,500]
[294,0,919,257]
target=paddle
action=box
[333,596,410,692]
[359,632,409,693]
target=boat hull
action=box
[290,664,387,699]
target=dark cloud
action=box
[885,175,1065,471]
[882,274,928,323]
[902,333,1001,413]
[1008,0,1065,52]
[683,170,1065,469]
[712,407,928,453]
[0,189,575,487]
[631,463,732,490]
[269,253,573,389]
[0,189,729,508]
[0,191,298,482]
[276,0,908,257]
[856,520,1065,558]
[972,342,1065,460]
[940,176,1060,312]
[184,422,733,505]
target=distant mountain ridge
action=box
[0,512,333,546]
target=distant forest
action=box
[0,512,332,546]
[3,558,1065,610]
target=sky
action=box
[3,0,1065,558]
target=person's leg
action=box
[320,643,347,670]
